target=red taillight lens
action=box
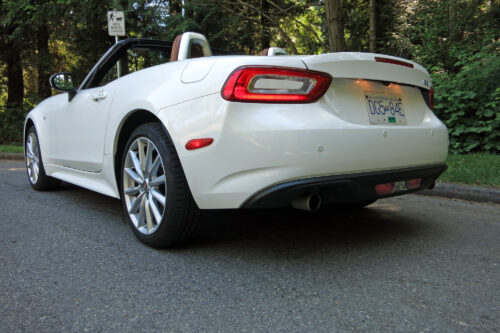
[375,182,396,195]
[429,86,434,111]
[406,178,422,190]
[185,138,214,150]
[375,57,414,68]
[221,66,332,103]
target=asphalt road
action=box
[0,160,498,332]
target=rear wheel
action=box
[121,123,199,248]
[25,127,60,190]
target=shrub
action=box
[432,42,500,154]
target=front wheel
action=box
[25,127,60,190]
[121,123,199,248]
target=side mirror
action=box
[49,72,77,101]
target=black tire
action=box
[25,126,61,191]
[120,122,200,248]
[321,200,377,211]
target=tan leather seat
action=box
[170,34,205,61]
[260,48,270,56]
[190,44,203,59]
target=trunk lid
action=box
[301,52,431,89]
[301,53,433,127]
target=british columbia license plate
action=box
[365,92,406,125]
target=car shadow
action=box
[181,201,437,258]
[54,182,437,256]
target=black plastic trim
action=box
[241,163,447,208]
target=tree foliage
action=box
[0,0,498,153]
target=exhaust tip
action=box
[291,193,322,212]
[308,193,321,211]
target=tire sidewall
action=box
[120,123,190,246]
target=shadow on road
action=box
[48,181,437,257]
[184,202,436,258]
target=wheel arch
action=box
[113,109,163,192]
[23,117,36,152]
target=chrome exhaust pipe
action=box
[290,193,322,212]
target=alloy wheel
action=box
[123,137,167,235]
[26,132,40,184]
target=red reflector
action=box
[221,66,332,103]
[185,138,214,150]
[406,178,422,190]
[375,57,414,68]
[429,86,434,110]
[375,182,395,195]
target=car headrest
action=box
[260,47,287,56]
[170,34,183,62]
[170,33,211,61]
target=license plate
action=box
[365,92,406,125]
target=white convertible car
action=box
[24,32,448,247]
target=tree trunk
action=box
[448,0,460,42]
[169,0,182,15]
[6,44,24,108]
[324,0,345,52]
[37,23,52,99]
[369,0,376,52]
[261,0,271,50]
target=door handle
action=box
[92,91,107,102]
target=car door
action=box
[51,83,117,172]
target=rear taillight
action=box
[375,57,414,68]
[421,86,434,110]
[221,66,332,103]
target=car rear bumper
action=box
[241,163,446,208]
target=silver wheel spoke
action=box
[149,174,165,186]
[124,186,140,196]
[27,141,34,156]
[125,168,143,184]
[150,188,166,205]
[138,139,147,176]
[148,193,162,224]
[128,150,144,179]
[145,199,153,231]
[136,198,146,228]
[149,156,161,177]
[128,192,145,214]
[144,141,153,178]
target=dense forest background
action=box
[0,0,498,153]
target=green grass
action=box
[440,153,500,188]
[0,144,23,153]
